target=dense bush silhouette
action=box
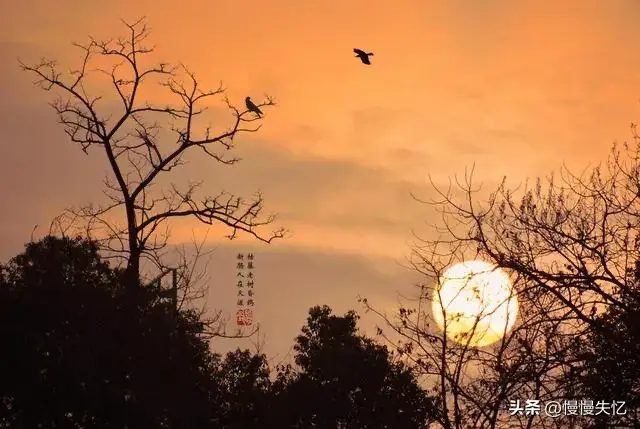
[272,305,437,429]
[0,236,436,428]
[0,236,219,428]
[567,264,640,428]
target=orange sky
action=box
[2,0,640,356]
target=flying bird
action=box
[354,48,374,65]
[245,97,263,118]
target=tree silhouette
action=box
[421,141,640,328]
[19,17,285,288]
[362,140,640,428]
[271,305,437,429]
[0,235,222,428]
[363,271,583,429]
[213,349,272,429]
[566,261,640,428]
[0,237,449,428]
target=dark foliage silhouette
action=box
[0,236,220,428]
[271,305,437,429]
[566,262,640,428]
[0,237,443,428]
[213,349,272,429]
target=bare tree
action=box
[362,139,640,428]
[19,17,285,289]
[362,269,578,429]
[418,141,640,328]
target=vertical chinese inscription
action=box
[235,252,255,326]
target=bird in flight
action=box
[245,96,263,117]
[354,48,374,65]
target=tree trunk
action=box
[124,252,140,289]
[125,202,141,289]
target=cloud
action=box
[181,138,441,237]
[0,97,439,262]
[0,100,107,259]
[10,0,640,360]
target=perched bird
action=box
[245,96,263,117]
[354,48,374,65]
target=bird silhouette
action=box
[354,48,374,65]
[245,97,263,117]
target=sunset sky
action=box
[2,0,640,357]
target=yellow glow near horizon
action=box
[432,260,519,347]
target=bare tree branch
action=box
[360,140,640,428]
[20,17,286,293]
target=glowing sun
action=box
[432,260,519,347]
